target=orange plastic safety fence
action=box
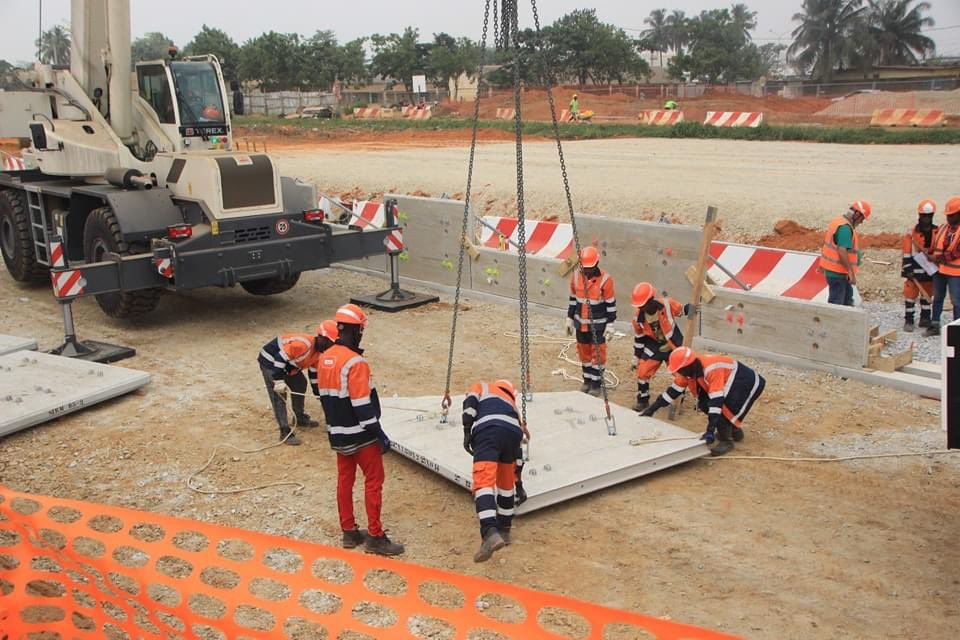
[0,486,739,640]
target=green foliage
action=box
[547,9,649,85]
[369,27,428,90]
[132,32,176,64]
[667,8,766,83]
[183,25,240,82]
[238,32,306,91]
[37,25,71,66]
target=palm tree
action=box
[641,8,669,67]
[666,10,689,55]
[867,0,935,65]
[730,4,758,41]
[37,25,71,66]
[788,0,867,81]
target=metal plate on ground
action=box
[0,335,37,356]
[0,351,150,437]
[381,391,710,513]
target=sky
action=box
[2,0,960,66]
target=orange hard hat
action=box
[668,346,698,374]
[917,199,936,216]
[631,282,656,307]
[850,200,872,220]
[316,319,339,341]
[579,246,599,268]
[492,379,517,400]
[335,303,367,327]
[201,105,222,120]
[945,197,960,217]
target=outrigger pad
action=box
[351,288,439,312]
[48,339,136,364]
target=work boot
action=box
[587,383,603,398]
[903,319,915,333]
[919,312,932,328]
[500,528,512,545]
[712,423,734,456]
[341,528,367,549]
[515,481,527,506]
[579,381,592,394]
[473,529,506,563]
[925,324,941,337]
[295,413,320,428]
[711,440,734,456]
[365,534,404,556]
[632,397,650,413]
[732,427,745,442]
[281,432,302,446]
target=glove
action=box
[515,480,528,506]
[373,426,391,453]
[463,431,474,455]
[700,429,716,444]
[604,326,615,340]
[631,355,639,369]
[683,303,700,316]
[272,380,288,396]
[565,318,575,336]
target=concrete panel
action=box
[577,216,701,303]
[470,249,569,309]
[381,391,709,514]
[0,352,151,437]
[0,335,37,356]
[700,288,869,369]
[392,195,471,288]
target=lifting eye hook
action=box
[440,392,452,424]
[605,414,617,437]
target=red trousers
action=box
[336,444,384,537]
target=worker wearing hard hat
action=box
[257,321,339,445]
[663,99,678,110]
[569,93,579,122]
[462,379,529,563]
[315,304,404,556]
[820,200,871,306]
[901,199,939,332]
[567,246,617,396]
[926,196,960,336]
[641,347,766,456]
[630,282,696,412]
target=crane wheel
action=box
[0,189,49,285]
[239,273,301,296]
[82,206,162,319]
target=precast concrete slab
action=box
[0,351,150,437]
[0,335,37,355]
[381,391,710,513]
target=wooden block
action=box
[869,326,880,339]
[465,240,480,260]
[685,264,717,303]
[557,256,577,277]
[867,345,912,373]
[870,330,897,346]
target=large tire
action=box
[82,206,162,319]
[0,189,48,284]
[240,273,301,296]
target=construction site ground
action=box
[2,128,959,639]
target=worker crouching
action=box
[641,347,765,457]
[567,246,617,396]
[630,282,693,411]
[463,379,529,563]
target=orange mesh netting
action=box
[0,486,738,639]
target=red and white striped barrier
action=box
[869,109,945,128]
[703,111,763,128]
[408,108,432,121]
[384,228,404,253]
[1,151,25,171]
[50,238,65,269]
[477,216,575,260]
[495,108,516,120]
[350,200,386,229]
[641,110,684,126]
[154,257,174,279]
[353,107,381,119]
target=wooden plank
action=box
[870,330,897,346]
[685,264,716,302]
[471,248,569,309]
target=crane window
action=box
[170,61,226,126]
[137,65,176,124]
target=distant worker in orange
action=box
[901,199,939,332]
[820,200,871,306]
[641,347,766,457]
[926,196,960,336]
[630,282,696,412]
[566,246,617,396]
[462,379,529,563]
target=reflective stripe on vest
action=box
[934,224,960,276]
[819,217,859,275]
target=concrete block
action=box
[0,335,37,356]
[471,249,569,309]
[391,195,471,288]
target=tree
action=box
[788,0,867,81]
[334,38,369,87]
[666,10,690,55]
[641,8,669,67]
[730,4,758,41]
[37,25,71,66]
[369,27,429,90]
[239,32,306,91]
[867,0,935,65]
[183,25,240,82]
[758,43,788,77]
[428,34,479,96]
[547,9,648,86]
[668,8,766,83]
[132,32,175,64]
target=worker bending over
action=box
[641,347,765,457]
[901,199,939,332]
[927,197,960,336]
[315,304,404,556]
[258,322,338,445]
[630,282,695,412]
[462,379,528,563]
[820,200,871,306]
[567,246,617,396]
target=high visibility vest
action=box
[901,223,937,280]
[315,344,381,455]
[462,382,521,436]
[633,297,684,354]
[258,333,318,377]
[932,223,960,277]
[569,270,616,333]
[819,217,859,276]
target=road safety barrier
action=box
[703,111,763,128]
[869,108,946,127]
[477,216,575,260]
[641,110,685,126]
[352,107,381,119]
[495,108,516,120]
[0,486,734,640]
[407,108,432,120]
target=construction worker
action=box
[926,196,960,336]
[566,246,616,396]
[630,282,695,412]
[820,200,871,306]
[641,346,765,457]
[258,323,338,445]
[664,99,678,110]
[315,304,404,556]
[462,379,529,563]
[569,93,579,121]
[901,199,939,332]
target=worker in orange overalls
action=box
[257,321,339,445]
[315,304,404,556]
[630,282,695,412]
[901,199,939,332]
[462,379,529,563]
[566,246,616,396]
[926,197,960,336]
[820,200,871,306]
[641,347,765,457]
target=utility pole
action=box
[38,0,43,61]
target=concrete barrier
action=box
[640,110,685,126]
[870,109,945,127]
[704,111,763,127]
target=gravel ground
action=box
[863,301,951,364]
